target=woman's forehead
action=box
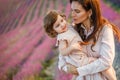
[71,1,83,10]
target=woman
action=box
[58,0,120,80]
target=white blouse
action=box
[58,24,116,80]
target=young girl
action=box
[43,10,116,80]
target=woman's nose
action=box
[71,11,76,18]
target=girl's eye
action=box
[55,26,58,28]
[61,19,63,22]
[55,24,60,28]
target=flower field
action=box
[0,0,120,80]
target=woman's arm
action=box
[75,25,115,76]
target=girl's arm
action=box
[58,54,68,72]
[58,27,82,56]
[58,40,72,56]
[59,39,81,56]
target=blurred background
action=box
[0,0,120,80]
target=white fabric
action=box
[56,26,81,46]
[57,26,91,69]
[58,24,116,80]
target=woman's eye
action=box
[75,10,80,13]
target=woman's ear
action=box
[88,9,92,17]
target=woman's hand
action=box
[66,63,79,75]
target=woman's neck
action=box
[82,18,91,32]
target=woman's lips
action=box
[73,19,77,21]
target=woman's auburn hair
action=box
[70,0,120,45]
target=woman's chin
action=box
[73,20,79,24]
[73,22,79,25]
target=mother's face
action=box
[71,1,90,24]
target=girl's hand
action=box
[71,42,82,51]
[66,63,79,75]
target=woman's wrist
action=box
[66,63,79,75]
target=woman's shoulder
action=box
[97,24,113,38]
[103,24,112,29]
[98,24,114,39]
[101,23,113,32]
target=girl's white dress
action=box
[58,24,116,80]
[57,25,93,68]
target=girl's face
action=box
[53,15,67,33]
[71,1,90,24]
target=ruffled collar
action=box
[81,24,94,38]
